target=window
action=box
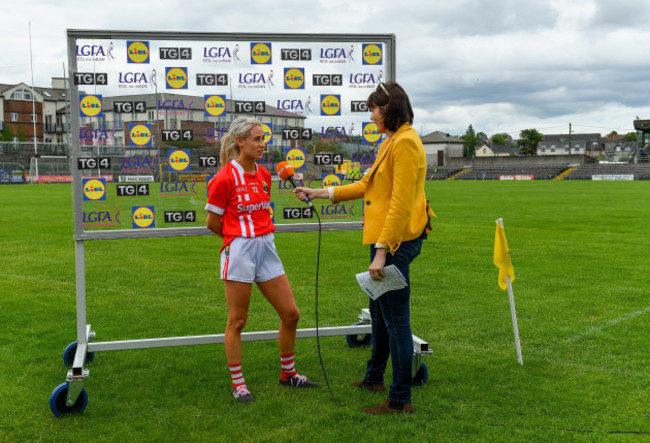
[10,89,33,100]
[11,113,18,122]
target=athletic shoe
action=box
[232,386,255,403]
[280,374,319,388]
[363,399,414,415]
[351,379,387,392]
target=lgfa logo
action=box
[250,42,272,64]
[79,95,103,118]
[362,44,383,65]
[132,206,155,229]
[261,123,273,145]
[168,149,191,172]
[320,95,341,116]
[166,67,188,89]
[321,173,343,187]
[204,95,227,117]
[127,41,150,64]
[284,148,306,170]
[362,122,382,144]
[129,124,153,147]
[82,178,107,201]
[284,68,305,89]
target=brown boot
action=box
[350,379,387,392]
[363,399,414,415]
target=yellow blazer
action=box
[333,123,433,253]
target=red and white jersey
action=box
[205,160,274,250]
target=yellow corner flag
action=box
[493,219,515,290]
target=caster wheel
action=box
[346,323,372,347]
[413,363,429,386]
[63,342,94,368]
[49,382,88,417]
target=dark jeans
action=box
[366,237,423,404]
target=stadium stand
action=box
[562,163,650,180]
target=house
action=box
[537,133,601,156]
[420,131,464,167]
[0,78,69,155]
[475,142,519,157]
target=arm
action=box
[206,211,224,237]
[294,186,329,202]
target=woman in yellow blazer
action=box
[295,81,432,415]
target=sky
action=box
[3,0,650,139]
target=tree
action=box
[476,131,488,142]
[0,126,13,142]
[517,128,543,156]
[491,134,507,145]
[623,132,638,142]
[460,124,479,157]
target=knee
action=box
[227,314,248,332]
[283,308,300,328]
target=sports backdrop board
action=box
[67,30,395,239]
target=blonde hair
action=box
[220,117,263,165]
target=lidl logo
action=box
[204,95,227,117]
[261,123,273,145]
[320,94,341,116]
[284,148,306,170]
[250,42,272,65]
[362,43,383,65]
[129,124,152,147]
[127,41,150,64]
[79,94,103,118]
[132,206,155,229]
[321,173,343,187]
[166,67,188,89]
[284,68,305,89]
[269,202,275,223]
[82,178,106,201]
[206,174,215,197]
[362,122,382,144]
[168,149,191,172]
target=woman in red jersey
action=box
[206,117,317,403]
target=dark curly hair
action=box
[366,81,414,132]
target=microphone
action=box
[276,161,312,206]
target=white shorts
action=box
[220,233,285,283]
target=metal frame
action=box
[61,29,429,409]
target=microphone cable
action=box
[310,205,341,406]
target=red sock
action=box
[280,353,298,381]
[229,362,246,390]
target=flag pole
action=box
[506,274,523,365]
[496,218,523,366]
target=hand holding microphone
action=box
[276,161,313,206]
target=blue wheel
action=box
[413,363,428,386]
[346,323,372,347]
[63,342,94,368]
[49,382,88,417]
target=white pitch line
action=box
[565,306,650,342]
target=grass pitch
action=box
[0,180,648,441]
